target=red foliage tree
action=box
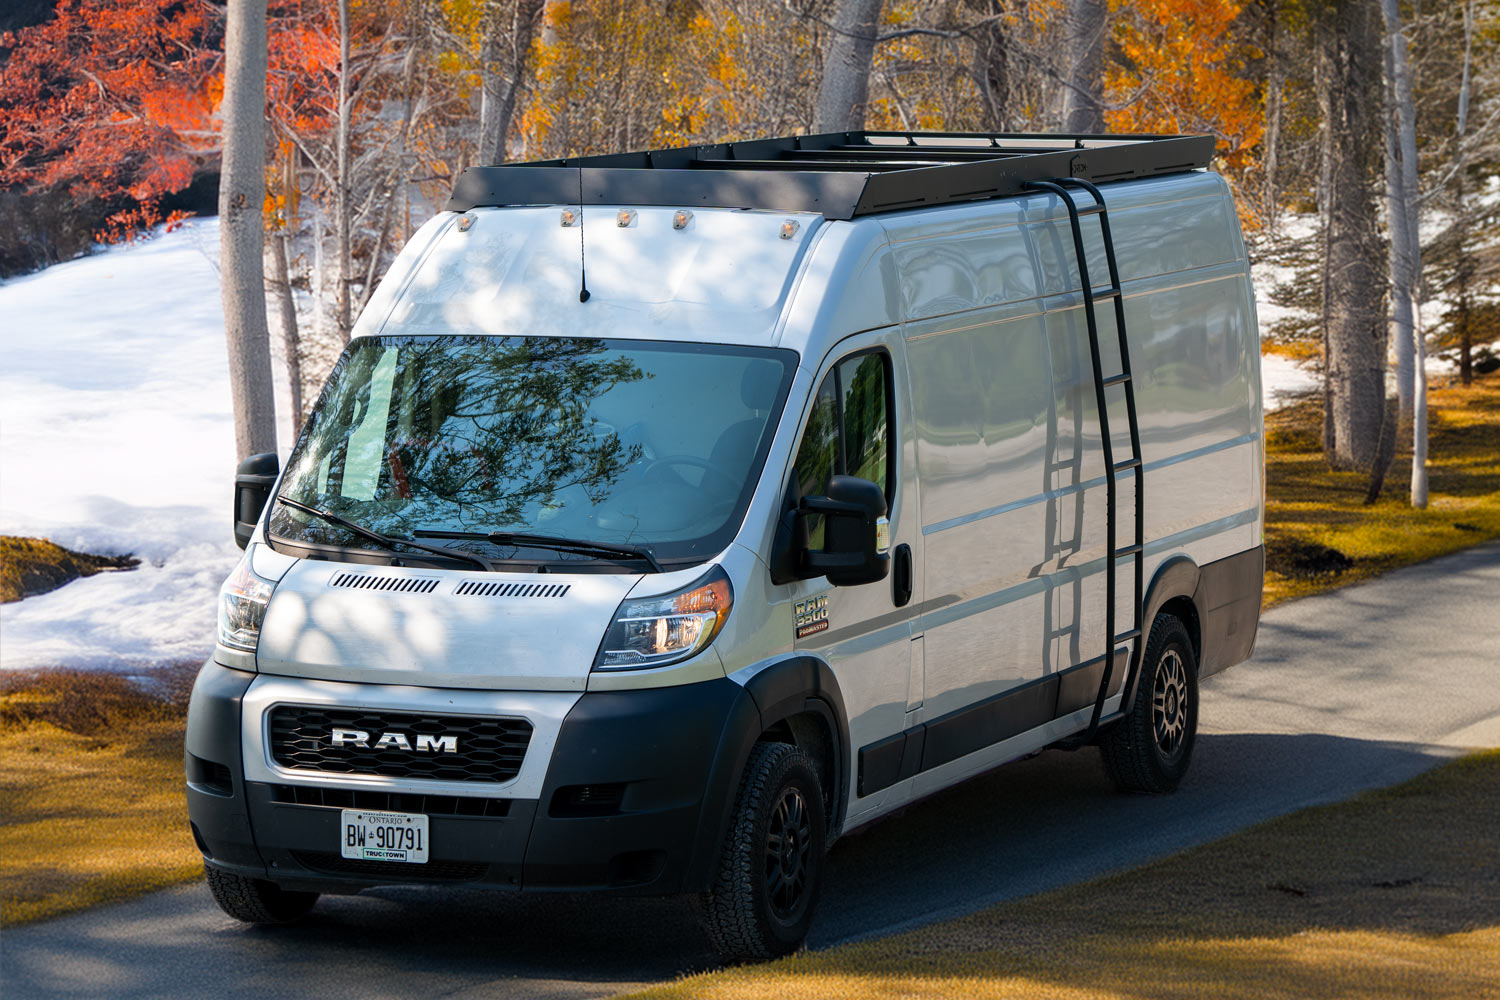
[0,0,222,238]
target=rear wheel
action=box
[1100,613,1198,794]
[697,742,827,961]
[204,864,319,924]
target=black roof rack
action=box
[445,130,1216,221]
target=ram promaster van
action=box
[188,131,1264,959]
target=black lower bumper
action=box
[185,662,759,897]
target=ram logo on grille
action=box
[330,727,459,753]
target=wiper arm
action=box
[277,496,497,572]
[413,528,663,573]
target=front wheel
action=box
[1099,613,1198,794]
[696,742,827,962]
[204,864,319,924]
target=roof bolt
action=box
[672,209,693,230]
[779,220,799,240]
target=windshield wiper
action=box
[412,528,664,573]
[277,496,498,572]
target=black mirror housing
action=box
[233,452,280,549]
[801,475,890,587]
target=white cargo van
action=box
[189,131,1263,959]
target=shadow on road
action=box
[3,731,1451,999]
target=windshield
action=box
[268,335,797,568]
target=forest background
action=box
[1,0,1498,506]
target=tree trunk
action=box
[219,0,278,461]
[1317,0,1385,472]
[1380,0,1416,428]
[1262,0,1283,231]
[269,231,303,427]
[476,0,544,165]
[965,0,1008,129]
[812,0,884,133]
[1061,0,1107,132]
[1456,0,1477,386]
[1380,0,1425,507]
[335,0,353,343]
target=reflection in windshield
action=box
[269,336,796,566]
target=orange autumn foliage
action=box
[1104,0,1263,189]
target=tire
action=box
[1100,613,1198,794]
[204,864,319,924]
[696,742,827,962]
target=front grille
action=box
[270,784,512,817]
[289,850,488,882]
[268,706,532,783]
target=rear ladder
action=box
[1028,177,1145,748]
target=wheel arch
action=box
[741,656,851,840]
[1122,555,1203,708]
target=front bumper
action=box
[185,661,759,896]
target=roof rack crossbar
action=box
[445,130,1217,221]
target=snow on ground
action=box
[0,218,294,671]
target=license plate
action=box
[340,809,429,863]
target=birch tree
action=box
[1060,0,1106,131]
[476,0,544,164]
[813,0,884,132]
[219,0,278,460]
[1380,0,1425,506]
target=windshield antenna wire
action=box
[577,166,590,303]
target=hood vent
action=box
[330,573,440,594]
[454,581,571,599]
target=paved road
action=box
[6,543,1500,999]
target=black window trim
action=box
[799,345,897,505]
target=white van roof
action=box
[356,132,1232,360]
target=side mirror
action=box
[233,453,280,549]
[800,475,891,587]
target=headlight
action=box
[218,548,276,652]
[595,567,733,670]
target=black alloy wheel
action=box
[1100,612,1199,793]
[697,741,828,961]
[764,784,815,923]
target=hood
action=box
[254,560,641,691]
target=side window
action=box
[791,351,893,548]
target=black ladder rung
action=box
[1077,204,1106,217]
[1101,372,1131,387]
[1115,543,1143,557]
[1114,628,1142,643]
[1112,457,1142,473]
[1087,286,1121,302]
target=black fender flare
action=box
[742,655,850,837]
[689,655,851,886]
[1121,555,1201,708]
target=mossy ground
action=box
[0,535,138,603]
[1262,377,1500,607]
[0,667,200,925]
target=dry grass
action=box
[623,751,1500,1000]
[0,535,139,603]
[1263,377,1500,607]
[0,667,202,926]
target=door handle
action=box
[892,543,913,608]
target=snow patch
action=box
[1,218,295,671]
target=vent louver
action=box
[329,573,440,594]
[454,581,571,598]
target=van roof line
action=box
[445,131,1217,221]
